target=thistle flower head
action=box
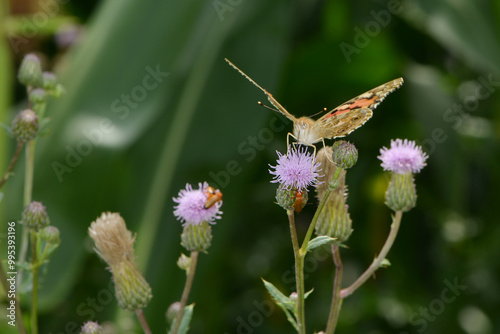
[173,182,223,226]
[378,139,428,174]
[269,146,322,191]
[88,212,135,265]
[88,212,152,311]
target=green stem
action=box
[0,261,27,334]
[287,210,305,334]
[340,211,403,298]
[0,141,24,189]
[172,251,199,334]
[299,167,342,256]
[325,245,343,334]
[18,140,36,292]
[135,309,152,334]
[30,230,38,334]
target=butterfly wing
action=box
[225,58,298,123]
[311,78,404,139]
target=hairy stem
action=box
[325,245,343,334]
[288,210,305,334]
[340,211,403,298]
[172,251,199,334]
[0,141,24,189]
[135,309,152,334]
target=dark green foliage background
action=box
[1,0,499,333]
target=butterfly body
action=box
[225,58,403,149]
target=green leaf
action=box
[304,288,314,300]
[261,278,293,311]
[261,278,299,331]
[306,235,336,252]
[168,303,194,334]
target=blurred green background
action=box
[1,0,499,333]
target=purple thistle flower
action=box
[269,146,322,191]
[173,182,223,226]
[378,139,428,174]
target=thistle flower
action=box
[378,139,428,174]
[173,182,222,226]
[378,139,428,212]
[89,212,152,311]
[173,183,223,252]
[269,146,321,191]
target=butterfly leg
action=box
[287,132,298,155]
[321,138,334,164]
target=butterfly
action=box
[203,186,223,209]
[225,58,403,154]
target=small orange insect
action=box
[203,186,223,209]
[293,190,307,213]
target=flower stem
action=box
[325,245,343,334]
[299,167,342,256]
[340,211,403,298]
[30,230,38,334]
[172,251,199,334]
[0,261,27,334]
[18,139,36,285]
[0,141,24,189]
[287,210,305,334]
[135,309,152,334]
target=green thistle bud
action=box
[28,88,47,105]
[110,260,153,311]
[22,201,49,230]
[331,140,358,169]
[177,253,191,271]
[275,184,296,211]
[42,71,57,91]
[181,221,212,252]
[89,212,152,311]
[166,302,181,324]
[385,173,417,212]
[18,54,43,87]
[12,109,38,142]
[80,321,104,334]
[39,225,60,244]
[315,146,352,242]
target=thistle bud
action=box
[166,302,181,324]
[12,109,38,142]
[89,212,152,311]
[385,173,417,212]
[177,253,191,271]
[80,321,104,334]
[42,71,57,91]
[315,146,352,242]
[22,201,49,230]
[18,54,43,87]
[181,221,212,252]
[39,225,60,244]
[28,88,47,105]
[331,140,358,169]
[275,183,296,211]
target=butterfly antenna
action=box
[309,107,328,118]
[225,58,271,95]
[257,101,280,113]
